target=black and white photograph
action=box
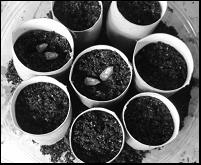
[1,1,199,163]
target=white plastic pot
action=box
[51,1,103,51]
[69,45,133,108]
[132,33,194,97]
[12,18,74,81]
[122,92,180,150]
[106,1,167,53]
[69,107,125,163]
[10,76,72,145]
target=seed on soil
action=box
[36,43,48,53]
[44,52,59,60]
[14,30,72,72]
[72,49,131,101]
[99,66,113,81]
[5,18,193,162]
[84,77,101,86]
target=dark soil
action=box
[14,30,72,72]
[15,82,69,134]
[153,21,180,37]
[117,1,161,25]
[4,6,195,162]
[113,144,150,163]
[71,110,123,163]
[40,134,75,163]
[102,1,112,18]
[5,59,22,93]
[53,1,101,31]
[135,41,188,90]
[124,96,174,146]
[72,49,131,101]
[169,81,193,130]
[7,58,192,162]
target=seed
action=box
[44,52,59,60]
[100,66,114,81]
[84,77,101,86]
[36,43,48,53]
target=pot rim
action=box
[69,107,125,163]
[10,76,72,137]
[113,1,167,27]
[12,18,74,75]
[51,1,103,33]
[132,33,194,95]
[122,92,180,150]
[69,44,133,104]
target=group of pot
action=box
[10,1,194,163]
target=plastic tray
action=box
[1,1,199,163]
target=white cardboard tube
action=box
[122,92,180,150]
[69,45,133,108]
[106,1,167,53]
[51,1,103,50]
[12,18,74,80]
[10,76,72,145]
[69,107,125,163]
[132,33,194,97]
